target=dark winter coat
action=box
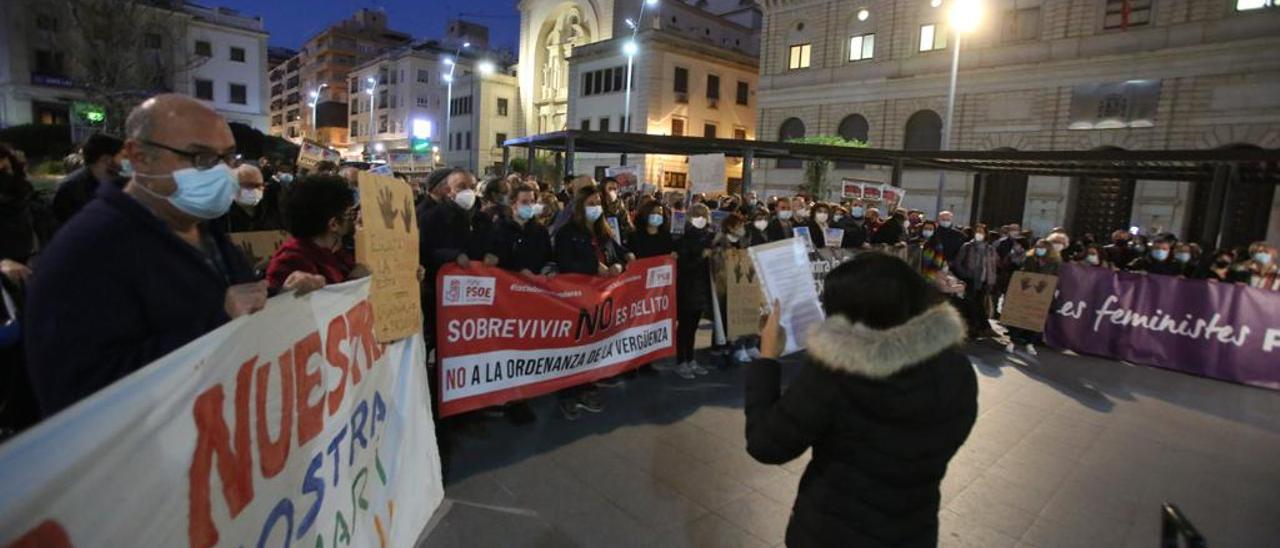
[489,217,553,273]
[0,179,58,266]
[24,182,253,416]
[51,167,127,224]
[553,221,628,275]
[840,219,869,249]
[935,226,967,263]
[215,181,285,233]
[675,226,714,311]
[1127,256,1184,276]
[745,303,976,548]
[802,220,827,248]
[746,224,771,246]
[766,217,795,242]
[870,219,906,245]
[630,228,675,259]
[421,201,490,276]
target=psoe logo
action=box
[646,265,674,289]
[442,275,496,306]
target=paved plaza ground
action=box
[420,335,1280,547]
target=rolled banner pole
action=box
[709,267,726,346]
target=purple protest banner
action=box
[1044,263,1280,390]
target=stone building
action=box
[755,0,1280,244]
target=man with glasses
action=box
[23,94,275,417]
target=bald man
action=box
[23,94,271,416]
[215,163,284,233]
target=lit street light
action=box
[308,83,327,141]
[444,41,471,167]
[623,0,659,133]
[366,77,376,160]
[933,0,983,217]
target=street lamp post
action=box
[308,83,328,141]
[934,0,982,217]
[623,0,659,133]
[366,77,376,161]
[472,60,496,173]
[444,42,471,167]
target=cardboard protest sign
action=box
[824,227,845,248]
[0,279,442,548]
[1002,271,1060,332]
[792,226,816,252]
[435,257,676,416]
[356,172,422,342]
[723,248,764,339]
[882,185,905,207]
[606,165,639,188]
[689,154,727,194]
[229,230,288,268]
[841,179,864,199]
[606,216,622,245]
[671,211,687,235]
[296,139,342,170]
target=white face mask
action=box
[777,210,793,221]
[235,186,264,207]
[690,217,708,229]
[532,202,546,216]
[726,234,740,243]
[1052,243,1065,252]
[814,212,829,224]
[753,220,768,231]
[608,190,618,202]
[974,233,986,242]
[453,189,477,210]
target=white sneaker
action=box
[691,362,710,376]
[1026,344,1038,356]
[734,348,751,363]
[675,362,696,380]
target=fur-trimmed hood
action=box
[806,303,966,378]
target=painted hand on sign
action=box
[401,196,415,233]
[377,187,399,230]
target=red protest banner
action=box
[436,256,677,417]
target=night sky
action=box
[213,0,522,51]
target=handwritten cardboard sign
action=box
[229,230,288,269]
[1002,271,1059,332]
[356,172,422,342]
[723,248,764,339]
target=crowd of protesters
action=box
[1,92,1278,431]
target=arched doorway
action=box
[777,117,805,168]
[971,148,1028,228]
[903,110,942,151]
[1068,146,1136,238]
[534,5,593,133]
[1185,144,1275,247]
[835,114,869,169]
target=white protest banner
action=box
[0,279,442,548]
[688,154,727,195]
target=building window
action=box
[350,78,358,93]
[671,117,686,136]
[496,133,508,147]
[1238,0,1278,9]
[465,131,472,150]
[449,96,472,116]
[903,110,942,150]
[33,50,66,75]
[706,74,720,101]
[663,172,687,188]
[736,81,749,105]
[194,79,214,100]
[497,97,509,116]
[599,117,611,132]
[919,24,947,52]
[1103,0,1152,29]
[417,69,429,83]
[417,96,429,107]
[230,46,246,62]
[272,114,283,126]
[836,114,870,169]
[1002,7,1041,41]
[288,127,298,138]
[581,65,627,97]
[849,33,874,61]
[390,94,398,109]
[286,108,299,122]
[581,119,591,131]
[733,127,747,140]
[350,121,358,137]
[378,115,388,133]
[378,90,387,109]
[351,100,358,114]
[389,69,398,85]
[195,40,212,57]
[703,123,717,139]
[144,33,162,50]
[674,66,689,94]
[777,117,805,168]
[788,43,811,69]
[229,83,247,105]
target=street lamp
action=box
[365,77,376,160]
[308,83,327,140]
[622,0,659,133]
[933,0,982,217]
[444,41,471,167]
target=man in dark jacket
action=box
[765,198,795,241]
[24,94,266,416]
[746,292,976,547]
[52,133,126,224]
[839,201,870,249]
[934,210,967,263]
[1127,239,1183,276]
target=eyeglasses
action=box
[142,140,237,170]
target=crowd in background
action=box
[2,93,1279,437]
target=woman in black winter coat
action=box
[629,201,674,258]
[746,253,977,548]
[673,204,715,379]
[745,208,772,246]
[554,186,631,275]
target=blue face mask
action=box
[119,159,135,178]
[647,213,664,227]
[1255,252,1273,266]
[850,206,865,218]
[1151,249,1169,261]
[277,173,294,186]
[134,163,237,220]
[1175,252,1191,264]
[585,205,604,223]
[1035,248,1048,257]
[939,220,952,228]
[516,204,536,221]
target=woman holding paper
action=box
[745,253,976,548]
[800,203,830,248]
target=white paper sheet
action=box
[748,237,825,355]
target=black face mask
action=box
[1214,259,1231,268]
